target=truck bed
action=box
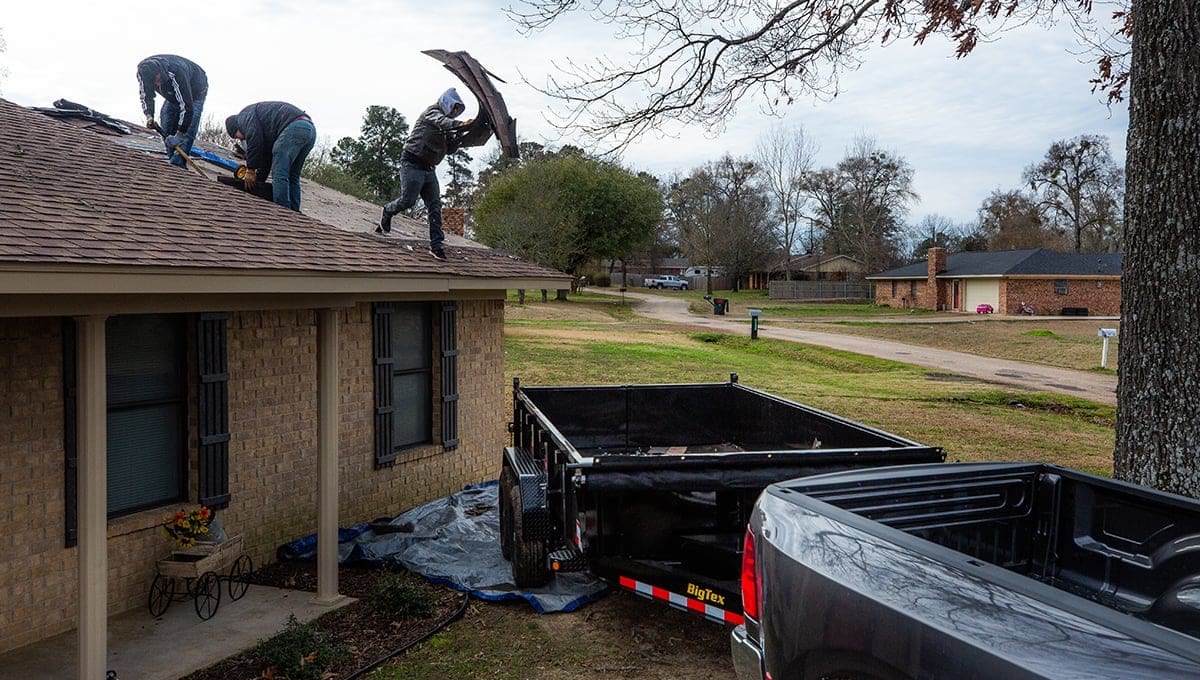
[776,462,1200,642]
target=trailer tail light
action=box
[741,527,760,621]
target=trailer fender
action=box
[503,446,551,542]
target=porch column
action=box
[313,309,346,606]
[75,315,107,680]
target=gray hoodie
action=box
[403,88,467,168]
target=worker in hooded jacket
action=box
[378,88,472,261]
[225,101,316,212]
[137,54,208,168]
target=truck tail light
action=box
[741,527,760,621]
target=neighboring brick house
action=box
[0,97,568,677]
[868,247,1122,315]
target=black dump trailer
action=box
[498,375,945,625]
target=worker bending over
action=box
[137,54,207,168]
[225,102,316,212]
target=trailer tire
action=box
[499,466,516,561]
[510,490,549,588]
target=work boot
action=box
[377,207,394,234]
[429,246,447,261]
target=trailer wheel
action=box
[509,490,549,588]
[499,466,516,560]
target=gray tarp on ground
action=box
[286,483,608,613]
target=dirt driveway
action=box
[617,291,1117,406]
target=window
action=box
[64,313,228,544]
[910,281,918,299]
[106,315,188,517]
[1054,280,1069,295]
[373,303,433,467]
[891,281,897,297]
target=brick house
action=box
[868,247,1122,315]
[0,98,568,677]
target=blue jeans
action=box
[385,159,444,249]
[159,95,205,168]
[271,119,316,211]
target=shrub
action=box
[371,570,434,619]
[254,615,350,680]
[591,271,612,287]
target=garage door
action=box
[963,279,1000,312]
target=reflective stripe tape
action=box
[617,575,744,625]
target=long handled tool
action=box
[172,145,211,179]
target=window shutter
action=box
[62,318,78,548]
[197,313,231,509]
[373,303,397,468]
[440,302,459,450]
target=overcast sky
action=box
[1,0,1128,226]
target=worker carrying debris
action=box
[136,54,207,169]
[378,88,473,261]
[224,102,316,212]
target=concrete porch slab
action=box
[0,585,354,680]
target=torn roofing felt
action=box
[424,49,519,159]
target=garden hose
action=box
[341,590,470,680]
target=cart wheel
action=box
[510,488,549,588]
[227,554,253,601]
[499,466,516,560]
[148,574,175,617]
[194,571,221,620]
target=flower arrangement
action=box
[162,506,214,549]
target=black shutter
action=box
[197,313,231,509]
[440,302,459,450]
[62,318,78,548]
[373,303,397,468]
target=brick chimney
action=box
[443,207,466,237]
[925,247,947,310]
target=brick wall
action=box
[0,298,506,654]
[1003,278,1121,315]
[874,279,927,309]
[0,318,76,652]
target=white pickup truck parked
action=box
[644,274,689,290]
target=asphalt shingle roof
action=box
[869,248,1122,279]
[0,97,566,281]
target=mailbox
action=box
[749,309,762,339]
[1098,328,1117,338]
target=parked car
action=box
[644,274,689,290]
[732,462,1200,680]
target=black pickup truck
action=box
[733,462,1200,679]
[498,376,945,624]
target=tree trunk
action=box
[1114,0,1200,497]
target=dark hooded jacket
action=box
[403,88,467,169]
[228,101,310,172]
[137,55,208,133]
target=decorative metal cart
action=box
[147,535,252,620]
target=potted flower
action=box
[161,506,223,556]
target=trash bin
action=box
[714,298,728,315]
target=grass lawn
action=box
[502,294,1115,475]
[629,288,1118,373]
